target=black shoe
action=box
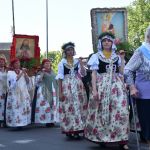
[119,144,129,150]
[12,127,23,131]
[66,133,74,138]
[73,133,81,139]
[139,132,147,143]
[3,123,8,128]
[0,122,6,128]
[46,123,55,127]
[99,142,106,148]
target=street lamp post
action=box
[46,0,48,58]
[12,0,15,35]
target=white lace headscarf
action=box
[97,34,117,52]
[62,42,76,58]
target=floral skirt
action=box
[34,84,59,124]
[6,93,31,127]
[84,73,129,142]
[0,93,6,121]
[59,75,88,133]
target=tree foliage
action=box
[41,51,62,73]
[127,0,150,48]
[116,41,134,60]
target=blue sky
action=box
[0,0,134,57]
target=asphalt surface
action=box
[0,125,150,150]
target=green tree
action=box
[41,51,62,73]
[127,0,150,48]
[116,41,134,60]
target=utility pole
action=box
[12,0,15,35]
[46,0,48,58]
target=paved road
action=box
[0,125,149,150]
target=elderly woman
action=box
[84,32,129,150]
[0,55,7,127]
[6,58,31,129]
[56,42,88,139]
[124,26,150,145]
[32,59,59,127]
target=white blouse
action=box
[7,71,17,90]
[56,58,85,80]
[87,51,121,70]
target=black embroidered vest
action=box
[97,57,119,74]
[64,64,78,75]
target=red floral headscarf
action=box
[41,59,51,66]
[10,58,20,68]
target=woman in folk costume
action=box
[6,58,31,129]
[84,32,129,150]
[124,26,150,146]
[56,42,88,138]
[33,59,59,127]
[0,55,7,127]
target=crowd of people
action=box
[0,25,150,150]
